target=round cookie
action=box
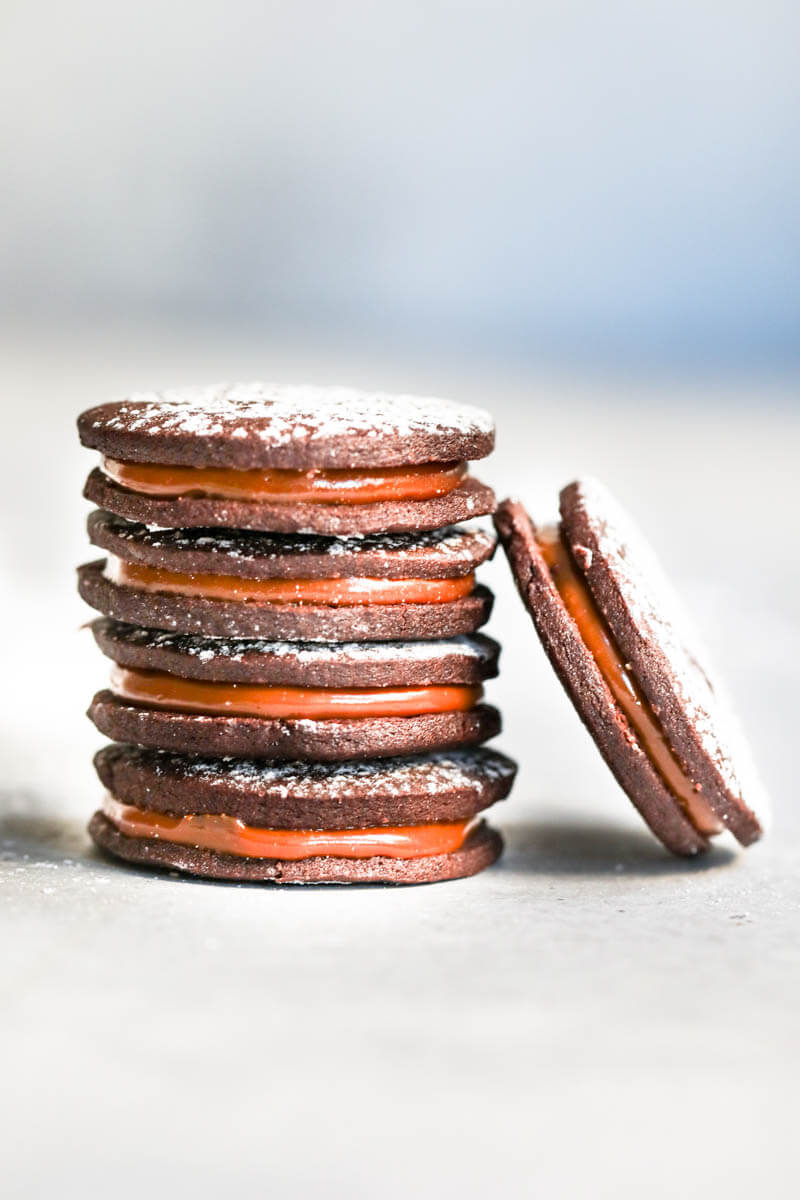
[559,478,764,846]
[494,499,709,856]
[94,743,518,828]
[86,510,497,580]
[91,620,501,687]
[78,560,494,641]
[87,691,502,761]
[77,383,495,469]
[88,811,504,885]
[83,468,496,536]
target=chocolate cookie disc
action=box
[91,620,501,687]
[94,743,517,828]
[87,511,496,580]
[78,383,495,469]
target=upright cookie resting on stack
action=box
[77,385,516,884]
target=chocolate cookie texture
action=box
[559,479,764,845]
[88,811,503,885]
[78,383,495,469]
[495,485,766,856]
[87,511,496,580]
[94,744,517,828]
[83,469,496,536]
[91,620,501,687]
[78,560,494,641]
[88,691,502,761]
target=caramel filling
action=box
[538,529,722,836]
[109,666,482,720]
[104,556,476,606]
[103,796,477,860]
[101,457,467,504]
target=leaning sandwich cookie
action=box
[495,480,766,856]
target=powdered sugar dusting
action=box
[92,383,494,442]
[570,477,766,815]
[100,621,496,667]
[113,745,516,800]
[96,513,495,564]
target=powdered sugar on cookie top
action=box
[97,514,495,564]
[113,745,516,800]
[79,383,496,469]
[92,383,494,442]
[567,477,766,820]
[101,622,497,667]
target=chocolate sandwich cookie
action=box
[495,481,766,856]
[77,516,495,641]
[89,745,515,884]
[79,384,497,535]
[87,618,501,759]
[93,743,516,828]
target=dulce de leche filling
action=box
[109,666,483,720]
[101,457,467,504]
[538,529,722,837]
[102,796,478,860]
[104,556,475,606]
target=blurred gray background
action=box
[2,0,799,368]
[2,5,799,1200]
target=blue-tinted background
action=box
[2,0,798,369]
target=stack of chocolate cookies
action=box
[78,384,516,884]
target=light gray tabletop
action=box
[2,333,797,1198]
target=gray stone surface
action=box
[1,331,797,1198]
